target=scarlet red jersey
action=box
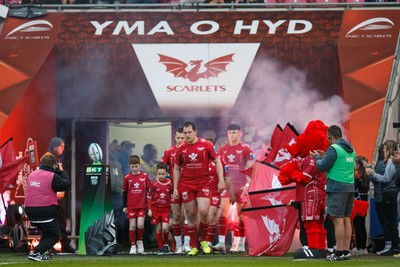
[122,171,151,209]
[161,145,178,183]
[209,158,229,191]
[175,138,219,185]
[218,143,254,183]
[148,179,173,209]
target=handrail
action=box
[3,2,400,12]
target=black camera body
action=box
[393,123,400,128]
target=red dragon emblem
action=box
[158,53,234,82]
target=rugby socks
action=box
[207,224,217,243]
[218,217,228,243]
[200,221,209,242]
[163,232,169,246]
[156,232,163,250]
[172,224,182,247]
[137,227,145,241]
[129,229,136,245]
[187,225,197,249]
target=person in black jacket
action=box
[25,154,71,261]
[42,137,76,253]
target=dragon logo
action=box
[262,215,280,244]
[158,53,234,82]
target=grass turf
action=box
[0,252,399,267]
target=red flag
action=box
[0,138,28,194]
[243,203,298,256]
[264,123,298,167]
[248,161,292,191]
[248,186,296,208]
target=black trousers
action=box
[381,193,399,250]
[56,200,70,248]
[32,220,60,254]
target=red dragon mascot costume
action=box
[278,120,329,258]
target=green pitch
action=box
[1,253,399,267]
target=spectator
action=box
[25,154,70,261]
[117,140,135,175]
[140,144,159,182]
[352,156,370,255]
[366,140,399,256]
[310,125,356,261]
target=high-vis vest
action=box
[326,144,355,184]
[25,169,58,207]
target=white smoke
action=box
[235,58,350,145]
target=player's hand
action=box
[123,207,127,213]
[217,180,225,193]
[240,182,250,197]
[173,189,179,199]
[148,210,152,217]
[230,195,236,205]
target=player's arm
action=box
[224,175,235,204]
[213,157,225,193]
[173,164,181,198]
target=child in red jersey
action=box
[148,163,173,255]
[122,155,152,255]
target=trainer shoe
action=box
[379,249,394,256]
[28,252,43,262]
[377,246,392,255]
[339,253,351,260]
[237,244,246,254]
[352,248,368,256]
[157,249,164,256]
[175,246,183,254]
[187,247,199,256]
[394,252,400,258]
[212,242,226,253]
[129,245,137,255]
[183,244,192,253]
[230,243,238,253]
[163,245,171,254]
[200,241,211,254]
[137,240,146,254]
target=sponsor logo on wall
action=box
[4,20,53,40]
[345,17,394,39]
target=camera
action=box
[393,123,400,128]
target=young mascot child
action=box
[148,163,173,255]
[122,155,152,255]
[278,120,329,259]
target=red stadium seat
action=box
[343,0,365,3]
[313,0,340,3]
[281,0,308,3]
